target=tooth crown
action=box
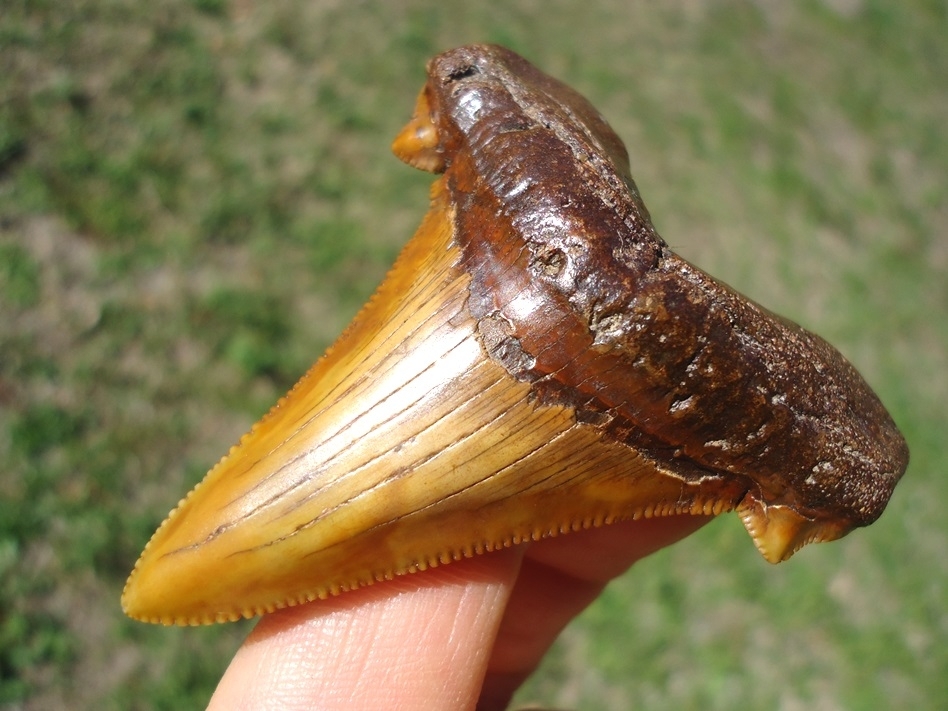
[122,186,735,625]
[123,45,908,625]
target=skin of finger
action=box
[477,515,712,710]
[207,546,524,711]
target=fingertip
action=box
[209,548,524,711]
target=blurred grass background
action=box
[1,0,945,709]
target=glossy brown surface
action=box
[123,45,908,625]
[415,45,907,547]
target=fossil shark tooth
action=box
[123,44,908,626]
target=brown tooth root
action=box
[123,44,908,626]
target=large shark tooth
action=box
[123,44,908,626]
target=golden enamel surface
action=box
[392,90,445,173]
[123,45,908,625]
[124,185,732,625]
